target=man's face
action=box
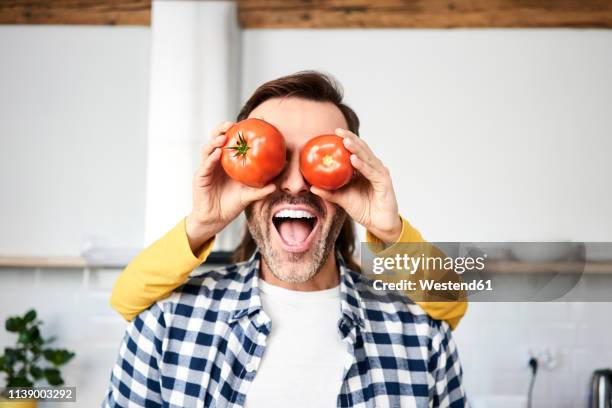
[245,97,348,283]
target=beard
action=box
[245,193,346,283]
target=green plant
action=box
[0,309,75,390]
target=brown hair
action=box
[232,71,361,272]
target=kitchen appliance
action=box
[590,369,612,408]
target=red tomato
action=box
[300,134,353,190]
[221,118,286,187]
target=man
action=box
[104,71,468,407]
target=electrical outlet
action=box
[528,347,558,369]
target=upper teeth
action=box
[274,209,315,219]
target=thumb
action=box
[241,184,277,206]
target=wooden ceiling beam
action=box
[0,0,151,26]
[237,0,612,29]
[2,1,611,28]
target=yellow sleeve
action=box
[111,214,467,329]
[110,218,215,321]
[365,216,468,330]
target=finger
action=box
[335,127,358,140]
[198,147,222,182]
[336,128,381,169]
[209,121,235,139]
[200,134,227,161]
[350,154,387,185]
[342,136,377,168]
[241,184,277,205]
[335,127,367,151]
[194,148,222,188]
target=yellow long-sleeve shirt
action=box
[110,216,467,329]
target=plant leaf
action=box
[30,365,43,380]
[5,317,23,332]
[23,309,37,323]
[31,345,42,357]
[7,376,34,388]
[43,349,75,366]
[43,368,63,386]
[18,331,30,344]
[3,348,19,367]
[28,326,42,344]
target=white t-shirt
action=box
[245,279,347,407]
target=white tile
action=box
[88,268,122,290]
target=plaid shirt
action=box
[103,252,468,408]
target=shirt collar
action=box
[226,250,366,330]
[225,251,265,325]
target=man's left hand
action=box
[310,128,402,245]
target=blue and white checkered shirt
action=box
[103,252,468,407]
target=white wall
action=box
[4,27,610,254]
[0,26,150,257]
[242,29,612,242]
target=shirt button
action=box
[245,361,257,373]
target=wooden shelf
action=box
[0,256,130,269]
[0,252,234,270]
[0,256,89,269]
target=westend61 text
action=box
[373,279,493,292]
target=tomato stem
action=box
[224,131,249,163]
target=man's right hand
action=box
[185,121,277,253]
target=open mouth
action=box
[271,207,320,253]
